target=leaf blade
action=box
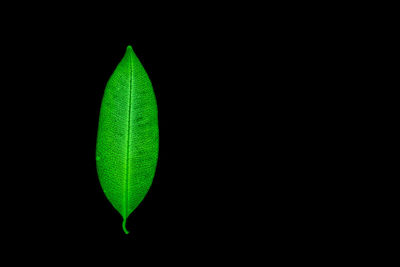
[96,45,159,234]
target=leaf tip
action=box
[125,45,136,59]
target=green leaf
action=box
[96,45,159,234]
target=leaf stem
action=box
[122,218,130,234]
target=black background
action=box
[0,8,353,258]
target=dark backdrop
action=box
[1,12,345,257]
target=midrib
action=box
[125,51,134,218]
